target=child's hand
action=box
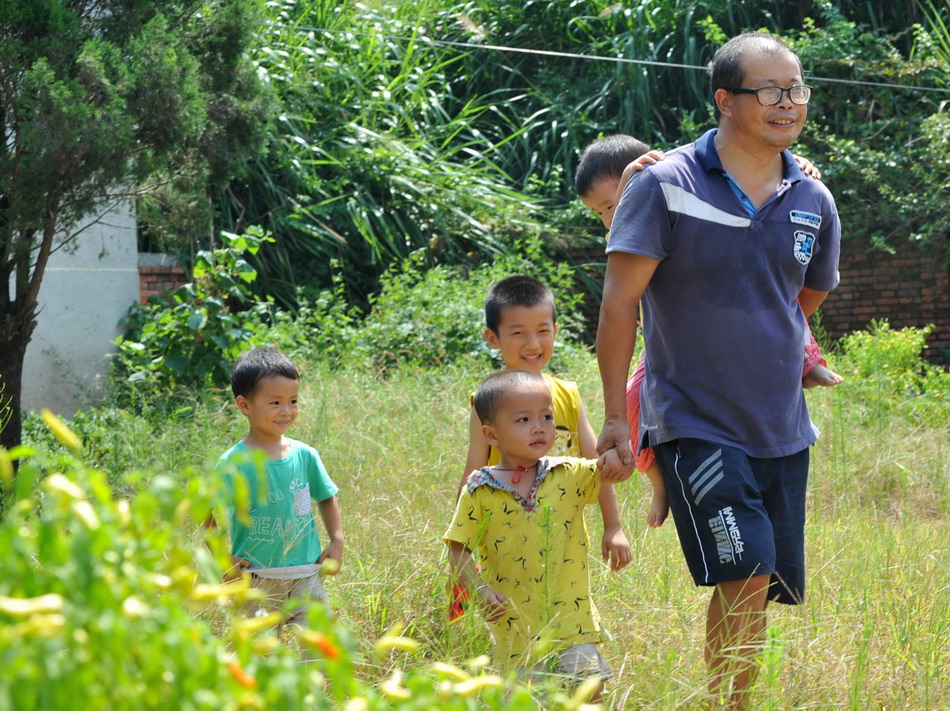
[597,447,634,482]
[792,154,822,181]
[476,586,508,622]
[602,527,632,572]
[225,555,252,581]
[616,149,666,198]
[317,538,344,575]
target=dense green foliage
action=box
[0,420,554,710]
[115,234,589,399]
[212,0,950,310]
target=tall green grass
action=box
[21,334,948,709]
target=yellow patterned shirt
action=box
[444,456,603,668]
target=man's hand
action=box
[597,446,634,483]
[317,538,344,575]
[597,417,635,469]
[602,527,632,571]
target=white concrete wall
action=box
[22,203,140,417]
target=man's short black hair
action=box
[231,347,299,399]
[709,32,802,120]
[485,276,557,334]
[473,369,548,425]
[575,134,651,198]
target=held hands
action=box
[596,446,634,483]
[317,538,344,575]
[602,527,632,572]
[475,585,508,622]
[597,418,635,467]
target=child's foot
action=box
[647,489,669,528]
[803,363,844,389]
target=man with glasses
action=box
[596,32,840,708]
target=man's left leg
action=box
[706,574,769,710]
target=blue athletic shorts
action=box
[654,439,809,605]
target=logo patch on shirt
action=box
[793,231,815,265]
[790,210,821,229]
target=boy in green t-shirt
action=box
[446,369,631,699]
[215,347,344,623]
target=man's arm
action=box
[316,496,344,574]
[798,286,829,318]
[596,251,661,465]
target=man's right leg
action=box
[706,575,770,710]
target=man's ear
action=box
[235,395,250,413]
[484,327,500,350]
[482,424,499,447]
[714,88,733,119]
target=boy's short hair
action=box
[231,347,299,398]
[473,369,548,425]
[574,134,651,197]
[485,276,557,334]
[709,32,802,120]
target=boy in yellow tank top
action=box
[456,276,631,571]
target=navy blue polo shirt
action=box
[607,129,841,458]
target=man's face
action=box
[721,51,807,151]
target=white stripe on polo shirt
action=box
[660,183,752,228]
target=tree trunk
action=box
[0,298,37,457]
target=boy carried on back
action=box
[574,134,842,527]
[445,369,630,700]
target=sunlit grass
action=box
[28,350,948,708]
[283,353,949,709]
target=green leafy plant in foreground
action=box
[0,413,596,710]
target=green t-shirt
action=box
[217,439,338,568]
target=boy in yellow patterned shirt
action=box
[445,369,631,699]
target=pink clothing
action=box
[627,315,825,472]
[801,312,826,376]
[625,359,655,473]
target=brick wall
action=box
[138,253,188,304]
[821,237,950,363]
[569,235,950,364]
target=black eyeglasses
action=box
[727,84,812,106]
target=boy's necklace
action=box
[491,463,537,485]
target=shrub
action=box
[294,239,590,374]
[113,227,289,403]
[836,320,950,428]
